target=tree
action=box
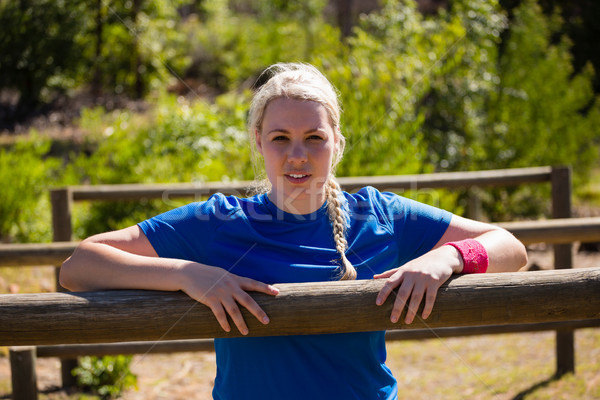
[0,0,86,118]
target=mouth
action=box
[285,173,311,183]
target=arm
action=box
[60,225,279,335]
[374,215,527,324]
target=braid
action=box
[326,178,357,280]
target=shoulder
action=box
[142,192,257,227]
[344,186,452,224]
[344,186,408,213]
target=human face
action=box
[256,97,339,215]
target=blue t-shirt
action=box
[139,186,452,400]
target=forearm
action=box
[60,241,187,292]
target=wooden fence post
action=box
[551,166,574,376]
[9,347,38,400]
[50,188,78,387]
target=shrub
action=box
[0,135,60,242]
[72,355,137,399]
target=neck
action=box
[267,189,326,215]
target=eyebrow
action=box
[266,128,326,135]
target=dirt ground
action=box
[1,246,599,399]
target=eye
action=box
[272,135,288,141]
[308,134,324,141]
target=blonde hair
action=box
[248,63,356,280]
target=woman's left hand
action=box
[373,245,461,324]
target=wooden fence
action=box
[2,165,600,399]
[3,269,600,399]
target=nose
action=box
[287,141,308,164]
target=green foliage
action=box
[478,0,600,219]
[180,0,337,91]
[76,0,189,97]
[72,355,137,399]
[0,135,61,242]
[0,0,86,108]
[72,92,254,237]
[484,0,599,173]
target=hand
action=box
[373,246,459,324]
[179,262,279,335]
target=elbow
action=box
[59,256,80,291]
[516,241,528,270]
[506,230,528,271]
[58,237,96,291]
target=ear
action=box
[255,129,264,155]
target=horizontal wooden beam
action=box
[58,166,553,202]
[34,319,600,358]
[2,216,599,267]
[497,217,600,245]
[0,241,78,267]
[1,268,598,346]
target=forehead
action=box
[262,97,330,129]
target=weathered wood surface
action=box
[2,217,599,267]
[61,166,553,201]
[34,319,600,358]
[497,217,600,245]
[0,241,78,267]
[1,268,598,346]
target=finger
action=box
[421,286,439,320]
[239,277,280,296]
[208,301,232,333]
[376,273,403,306]
[373,268,399,279]
[234,290,271,325]
[404,284,426,324]
[391,280,414,323]
[222,297,249,336]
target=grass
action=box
[384,329,600,399]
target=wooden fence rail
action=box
[62,166,555,201]
[2,268,599,346]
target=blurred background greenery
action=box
[1,0,599,243]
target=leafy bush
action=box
[0,135,61,242]
[73,355,137,399]
[73,92,254,237]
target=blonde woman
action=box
[61,63,527,399]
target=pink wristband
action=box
[444,239,488,274]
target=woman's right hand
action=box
[179,262,280,336]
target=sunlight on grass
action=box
[385,329,600,400]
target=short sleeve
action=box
[355,187,452,264]
[138,193,236,262]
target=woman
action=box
[60,63,527,399]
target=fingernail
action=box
[262,316,270,324]
[270,285,280,294]
[241,328,248,335]
[376,297,382,306]
[391,315,398,323]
